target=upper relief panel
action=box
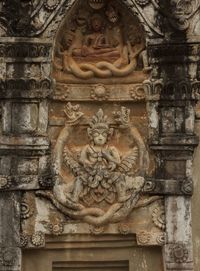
[53,0,149,84]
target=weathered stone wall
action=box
[0,1,200,271]
[192,116,200,271]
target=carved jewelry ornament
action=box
[37,106,150,226]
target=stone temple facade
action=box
[0,0,200,270]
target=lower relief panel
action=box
[21,101,164,271]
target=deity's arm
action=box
[103,146,121,165]
[79,145,92,166]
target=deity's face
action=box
[92,128,108,146]
[91,16,103,32]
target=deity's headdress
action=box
[87,109,113,141]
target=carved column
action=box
[0,12,53,271]
[145,35,199,271]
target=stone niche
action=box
[21,0,164,269]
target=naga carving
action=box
[37,105,153,226]
[53,0,149,81]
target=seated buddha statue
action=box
[72,14,121,59]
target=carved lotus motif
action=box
[170,244,189,263]
[44,0,59,11]
[31,232,45,247]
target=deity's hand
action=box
[102,150,111,159]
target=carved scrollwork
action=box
[20,234,29,248]
[143,180,156,192]
[156,233,165,245]
[130,86,146,101]
[181,178,193,195]
[152,205,165,230]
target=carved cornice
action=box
[144,79,200,101]
[1,0,199,38]
[143,178,193,196]
[0,79,52,99]
[0,42,52,59]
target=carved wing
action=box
[63,147,82,176]
[119,147,138,173]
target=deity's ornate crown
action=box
[88,109,113,139]
[89,109,109,130]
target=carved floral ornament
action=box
[0,248,17,266]
[37,104,161,226]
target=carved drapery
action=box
[0,0,200,271]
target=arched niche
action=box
[52,0,150,84]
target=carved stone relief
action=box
[53,0,150,83]
[0,0,199,271]
[21,102,164,246]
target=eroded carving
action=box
[137,231,151,245]
[53,0,147,81]
[152,205,165,230]
[169,243,189,263]
[0,248,17,266]
[37,106,152,226]
[20,234,28,248]
[20,201,34,220]
[0,176,11,190]
[31,232,45,247]
[42,222,64,235]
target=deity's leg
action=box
[115,176,131,202]
[71,177,83,203]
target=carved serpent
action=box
[63,44,144,79]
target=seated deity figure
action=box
[71,13,121,59]
[68,109,130,204]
